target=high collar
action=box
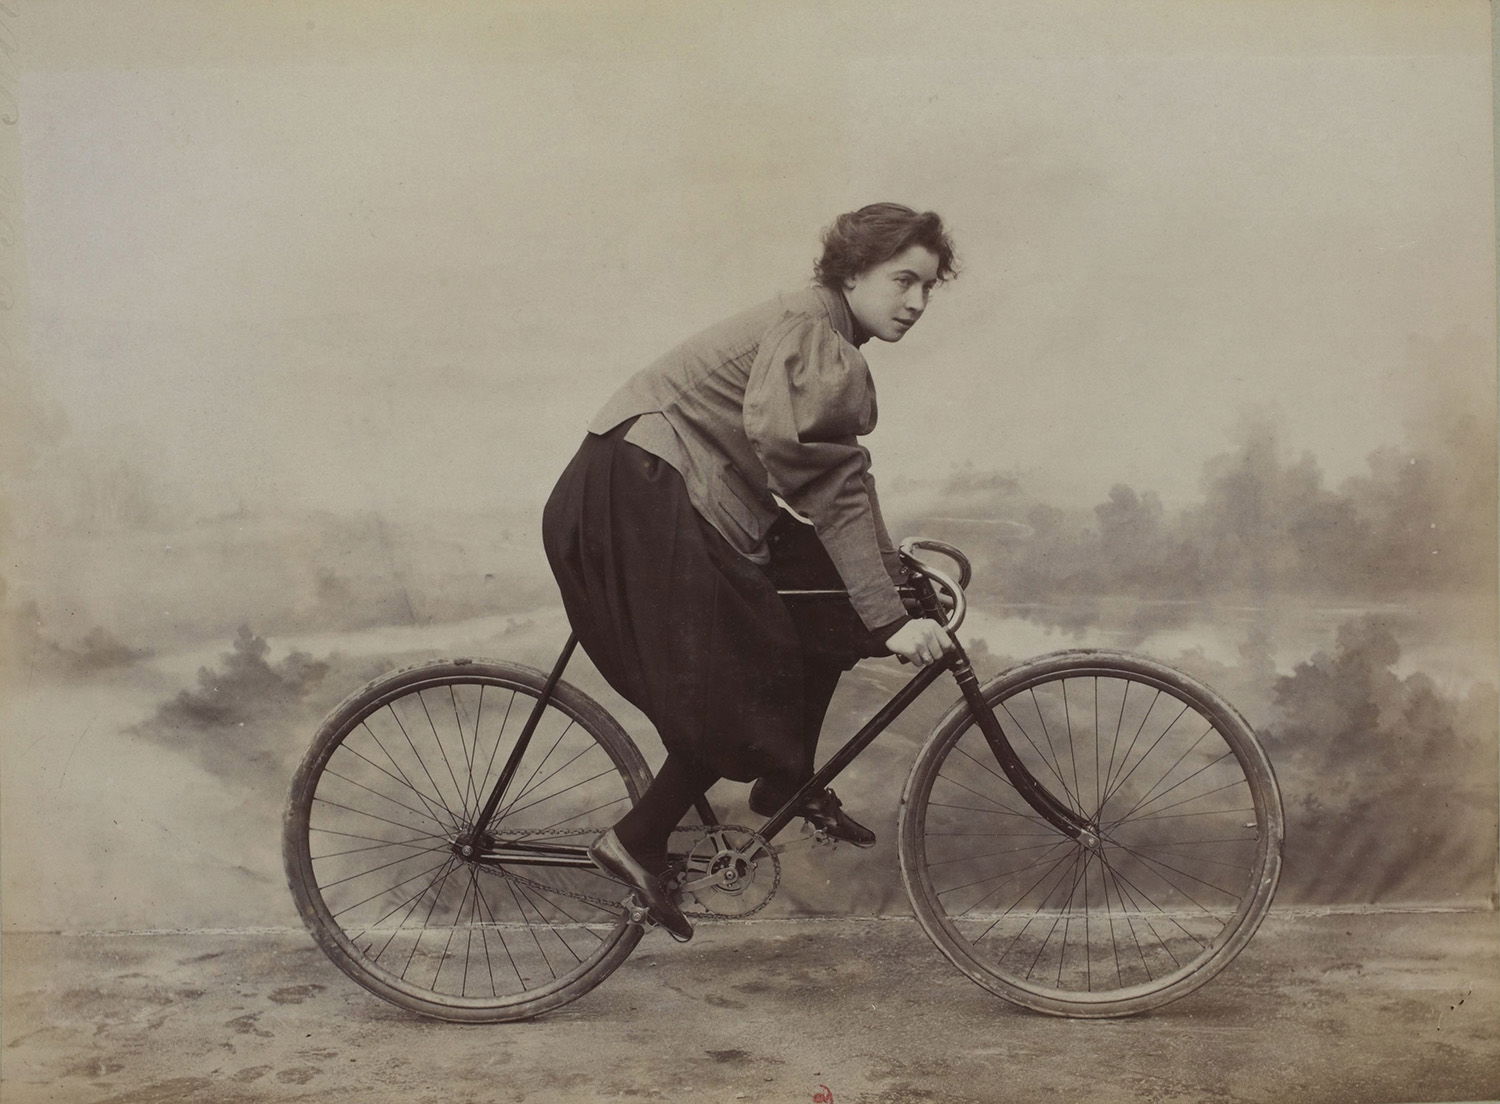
[814,284,871,347]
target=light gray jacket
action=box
[589,284,908,631]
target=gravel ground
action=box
[2,910,1497,1104]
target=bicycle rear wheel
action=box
[283,658,651,1022]
[899,650,1282,1017]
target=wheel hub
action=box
[452,828,496,862]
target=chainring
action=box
[671,824,780,919]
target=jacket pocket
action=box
[712,469,772,548]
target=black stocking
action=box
[611,753,719,876]
[755,659,845,806]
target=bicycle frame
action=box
[461,582,1091,873]
[288,535,1282,1020]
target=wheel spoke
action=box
[319,844,457,892]
[344,855,457,934]
[1109,768,1245,828]
[313,796,456,845]
[955,840,1078,924]
[386,704,465,830]
[923,839,1064,867]
[1060,680,1084,823]
[1106,731,1220,824]
[415,689,471,827]
[495,720,582,820]
[1098,699,1191,814]
[358,857,461,967]
[1001,692,1082,811]
[449,684,478,821]
[480,866,609,949]
[470,690,519,827]
[935,770,1034,817]
[936,839,1079,902]
[927,800,1065,822]
[349,723,456,830]
[309,824,451,848]
[1099,688,1163,809]
[1106,838,1243,907]
[502,876,596,961]
[499,766,623,822]
[323,765,454,832]
[499,794,632,839]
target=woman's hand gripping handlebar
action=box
[887,539,971,667]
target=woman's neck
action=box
[840,290,872,347]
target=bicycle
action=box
[282,539,1283,1022]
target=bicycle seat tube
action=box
[467,633,580,843]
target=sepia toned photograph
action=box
[2,2,1496,1102]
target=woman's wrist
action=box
[874,614,911,644]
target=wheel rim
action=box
[292,673,640,1012]
[912,665,1277,1009]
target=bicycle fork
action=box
[908,576,1093,847]
[944,646,1094,845]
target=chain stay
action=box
[476,824,780,921]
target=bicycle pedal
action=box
[622,895,651,926]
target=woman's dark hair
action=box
[814,203,958,289]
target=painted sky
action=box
[7,0,1495,522]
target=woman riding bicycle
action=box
[542,203,958,940]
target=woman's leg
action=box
[590,754,712,941]
[750,659,843,807]
[749,658,876,846]
[611,753,720,876]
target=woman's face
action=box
[843,245,941,343]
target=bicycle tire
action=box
[899,650,1283,1017]
[283,658,652,1022]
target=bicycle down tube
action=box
[464,632,1089,870]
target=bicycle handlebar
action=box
[899,538,972,588]
[898,538,971,633]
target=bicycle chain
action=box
[474,824,782,922]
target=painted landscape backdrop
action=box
[2,2,1494,932]
[5,383,1494,928]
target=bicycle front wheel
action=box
[283,658,652,1022]
[899,650,1282,1017]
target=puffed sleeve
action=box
[743,312,909,631]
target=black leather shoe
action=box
[588,829,693,941]
[749,782,877,848]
